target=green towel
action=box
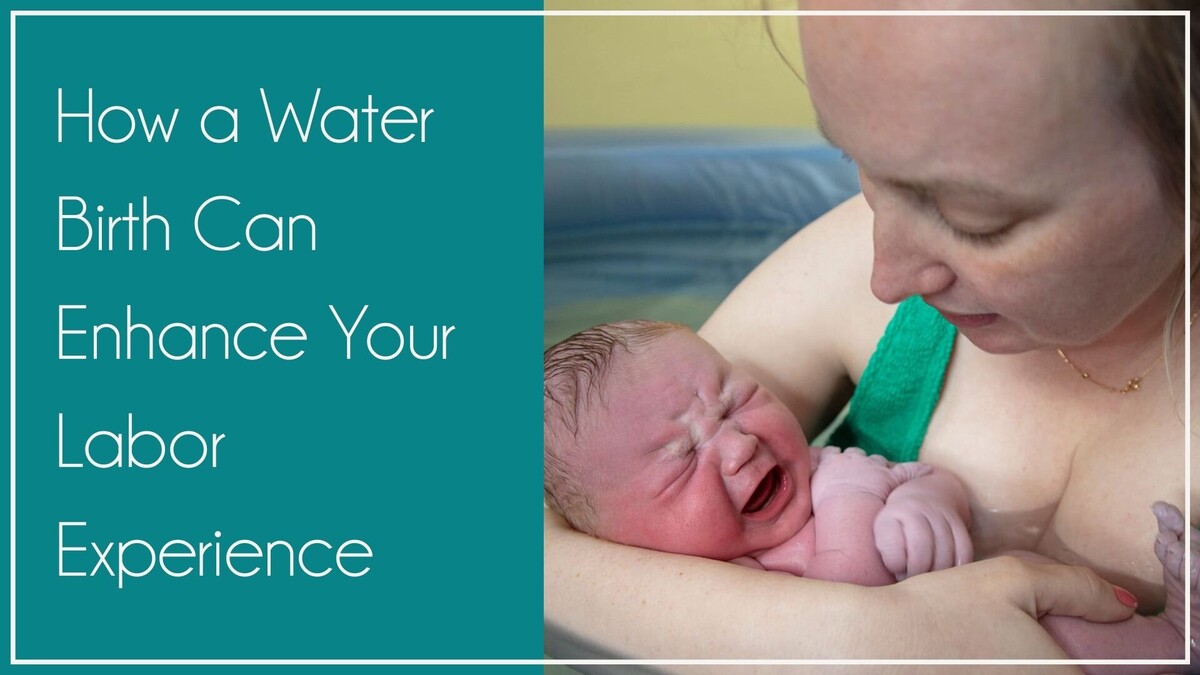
[828,297,956,462]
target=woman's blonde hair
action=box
[1109,4,1195,400]
[1111,3,1191,229]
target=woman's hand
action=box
[882,555,1139,648]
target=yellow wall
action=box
[544,1,818,128]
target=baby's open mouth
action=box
[743,466,784,514]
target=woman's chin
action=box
[956,323,1042,355]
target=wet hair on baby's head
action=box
[543,320,686,534]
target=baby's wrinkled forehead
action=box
[545,322,708,458]
[572,346,653,431]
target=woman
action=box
[545,5,1192,671]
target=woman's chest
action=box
[916,352,1185,612]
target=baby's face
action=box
[579,330,813,560]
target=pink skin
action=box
[799,10,1182,355]
[572,328,969,583]
[1024,504,1194,673]
[569,328,1189,667]
[575,329,814,560]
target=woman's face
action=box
[799,10,1183,354]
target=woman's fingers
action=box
[899,556,1137,630]
[1001,556,1139,623]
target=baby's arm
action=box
[1040,613,1184,674]
[875,464,974,580]
[803,447,930,586]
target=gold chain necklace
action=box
[1054,348,1162,394]
[1054,310,1197,394]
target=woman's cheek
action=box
[859,170,880,210]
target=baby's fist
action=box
[874,498,973,581]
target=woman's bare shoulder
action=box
[701,193,895,429]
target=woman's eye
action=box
[921,194,1011,246]
[945,221,1009,245]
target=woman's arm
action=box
[546,509,1133,671]
[699,193,889,432]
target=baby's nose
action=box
[718,428,757,476]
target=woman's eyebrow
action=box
[893,177,1014,203]
[863,155,1033,206]
[816,114,1035,205]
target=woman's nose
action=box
[716,427,757,476]
[869,208,956,304]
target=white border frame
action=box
[9,6,1190,667]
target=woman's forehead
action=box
[800,15,1124,193]
[798,0,1127,13]
[801,16,1109,110]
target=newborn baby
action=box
[544,320,1196,672]
[543,319,970,584]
